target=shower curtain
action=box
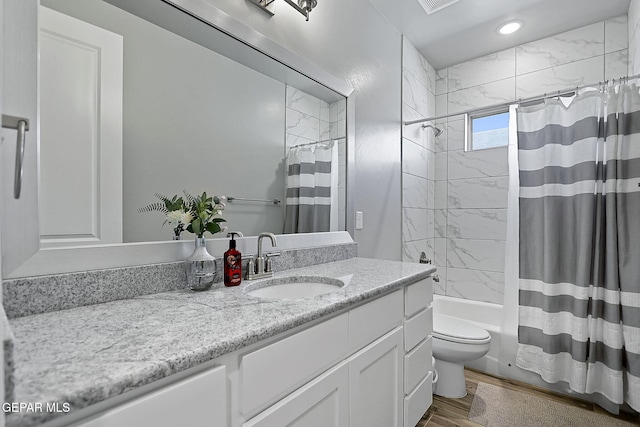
[284,142,338,233]
[514,83,640,412]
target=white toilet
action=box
[432,313,491,398]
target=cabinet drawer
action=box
[404,336,432,394]
[78,366,227,427]
[404,278,433,317]
[404,306,432,352]
[241,313,349,417]
[404,372,433,427]
[349,290,403,353]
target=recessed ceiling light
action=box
[497,20,523,35]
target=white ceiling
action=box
[369,0,631,70]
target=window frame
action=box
[464,105,510,152]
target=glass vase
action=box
[185,236,217,291]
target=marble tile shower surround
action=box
[427,15,629,305]
[285,86,346,148]
[285,85,347,227]
[401,37,437,266]
[2,242,357,319]
[630,0,640,75]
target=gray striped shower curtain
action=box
[284,143,335,234]
[515,85,640,412]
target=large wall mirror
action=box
[39,0,349,246]
[3,0,353,278]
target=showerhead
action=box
[422,123,443,137]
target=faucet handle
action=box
[265,252,281,272]
[246,257,255,278]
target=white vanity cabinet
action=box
[402,277,434,427]
[74,365,227,427]
[234,290,405,427]
[59,277,433,427]
[237,286,430,427]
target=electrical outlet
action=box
[355,211,364,230]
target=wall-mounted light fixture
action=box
[250,0,318,21]
[284,0,317,20]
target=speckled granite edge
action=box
[3,242,357,319]
[5,258,431,427]
[2,308,15,403]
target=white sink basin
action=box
[245,276,344,300]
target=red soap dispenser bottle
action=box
[224,232,242,287]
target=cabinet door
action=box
[77,366,227,427]
[349,327,403,427]
[243,361,349,427]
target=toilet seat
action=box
[433,314,491,345]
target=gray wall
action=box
[207,0,403,260]
[43,0,287,242]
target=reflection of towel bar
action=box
[227,196,281,205]
[2,114,30,199]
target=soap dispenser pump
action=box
[224,232,242,287]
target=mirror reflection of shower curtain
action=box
[284,142,338,233]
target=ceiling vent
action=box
[416,0,461,15]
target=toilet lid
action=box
[433,314,491,344]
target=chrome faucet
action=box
[246,232,280,280]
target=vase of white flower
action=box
[185,236,217,291]
[138,193,194,240]
[139,191,227,290]
[183,192,227,291]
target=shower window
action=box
[465,107,509,151]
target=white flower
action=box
[166,209,192,225]
[180,211,193,225]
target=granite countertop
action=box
[6,257,434,426]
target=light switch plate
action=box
[355,211,364,230]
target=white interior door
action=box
[1,0,6,420]
[1,0,39,277]
[39,6,123,247]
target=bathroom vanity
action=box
[5,258,435,427]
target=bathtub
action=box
[432,294,622,413]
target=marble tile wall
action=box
[630,0,640,75]
[433,16,628,305]
[401,38,437,269]
[285,86,347,230]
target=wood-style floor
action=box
[417,368,640,427]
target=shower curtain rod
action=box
[289,136,345,149]
[404,73,640,126]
